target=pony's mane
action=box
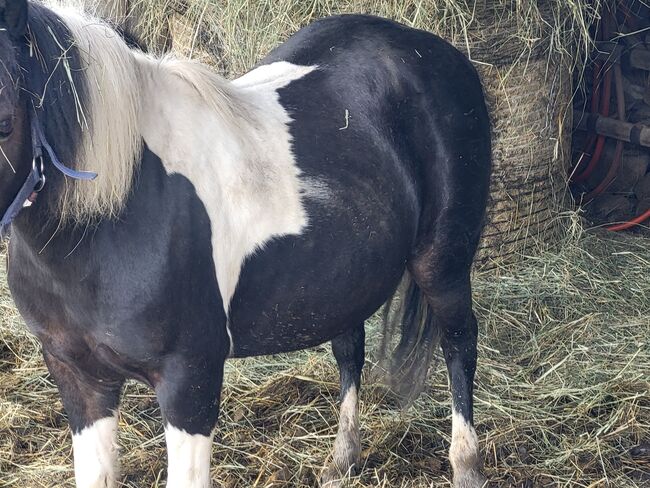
[25,3,140,221]
[156,57,252,131]
[25,2,246,223]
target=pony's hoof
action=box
[320,463,358,488]
[453,469,488,488]
[320,470,343,488]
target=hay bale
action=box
[87,0,597,267]
[449,10,575,266]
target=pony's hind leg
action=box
[42,349,124,488]
[410,221,486,488]
[321,324,365,487]
[436,283,485,488]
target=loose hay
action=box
[1,219,648,487]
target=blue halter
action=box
[0,115,98,238]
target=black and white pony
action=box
[0,0,492,486]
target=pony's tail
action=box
[378,273,440,407]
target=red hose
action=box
[606,208,650,231]
[582,58,626,201]
[570,25,604,179]
[571,17,614,184]
[573,135,607,182]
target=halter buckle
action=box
[33,155,46,192]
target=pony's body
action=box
[0,2,491,487]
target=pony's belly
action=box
[227,226,412,357]
[228,282,395,358]
[228,314,359,357]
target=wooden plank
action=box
[573,110,650,148]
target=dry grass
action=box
[119,0,600,77]
[1,217,648,487]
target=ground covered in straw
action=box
[0,221,648,487]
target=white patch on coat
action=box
[72,413,119,488]
[449,410,482,478]
[165,425,214,488]
[136,58,318,320]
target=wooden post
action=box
[573,110,650,148]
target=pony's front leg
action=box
[42,349,124,488]
[155,350,226,488]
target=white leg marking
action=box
[165,425,214,488]
[333,386,360,469]
[450,411,485,488]
[72,413,118,488]
[322,386,360,486]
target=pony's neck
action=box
[38,4,279,226]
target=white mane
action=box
[48,5,142,221]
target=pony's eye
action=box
[0,117,13,138]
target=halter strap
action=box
[0,115,98,237]
[0,162,41,237]
[30,116,98,180]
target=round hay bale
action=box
[394,2,584,267]
[474,58,571,265]
[84,0,594,268]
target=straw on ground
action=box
[1,217,648,487]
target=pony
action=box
[0,0,491,486]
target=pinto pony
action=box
[0,0,491,486]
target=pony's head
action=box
[0,0,32,231]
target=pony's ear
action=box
[0,0,28,39]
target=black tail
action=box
[378,274,440,406]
